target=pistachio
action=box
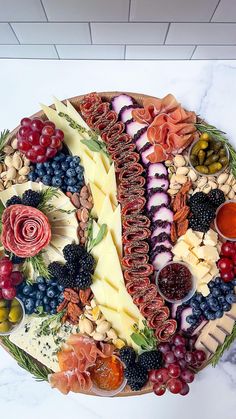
[17,175,27,184]
[165,160,172,167]
[173,155,186,167]
[0,184,4,191]
[3,145,14,155]
[0,164,3,174]
[188,169,198,182]
[226,173,235,185]
[176,166,189,176]
[208,181,217,189]
[175,174,188,185]
[11,138,18,149]
[4,155,13,167]
[92,332,106,341]
[170,183,181,190]
[167,188,179,195]
[219,184,230,195]
[18,166,30,176]
[23,157,30,166]
[233,184,236,193]
[0,171,7,179]
[192,187,200,195]
[83,318,94,335]
[78,318,85,334]
[96,320,111,334]
[218,173,229,185]
[12,153,23,170]
[228,188,235,200]
[197,177,208,188]
[4,180,12,188]
[6,167,17,180]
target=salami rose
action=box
[1,204,51,257]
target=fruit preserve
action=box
[90,356,124,392]
[156,262,194,303]
[215,201,236,240]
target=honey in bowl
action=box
[215,201,236,240]
[90,355,124,392]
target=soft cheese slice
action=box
[90,182,106,217]
[118,285,145,323]
[109,205,122,258]
[97,195,114,226]
[103,163,118,206]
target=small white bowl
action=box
[91,356,127,397]
[215,200,236,242]
[0,297,25,336]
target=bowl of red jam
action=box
[215,200,236,241]
[90,355,127,397]
[156,261,196,304]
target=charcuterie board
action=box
[0,91,236,398]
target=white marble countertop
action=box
[0,59,236,419]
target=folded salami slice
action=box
[133,284,158,305]
[107,134,133,151]
[108,142,136,157]
[122,197,146,216]
[120,176,146,190]
[112,147,138,163]
[126,278,151,295]
[139,297,164,317]
[124,240,149,255]
[95,111,118,133]
[118,188,145,202]
[119,163,144,182]
[124,264,154,282]
[123,227,151,243]
[122,254,149,269]
[86,102,110,127]
[148,307,170,328]
[155,319,177,342]
[115,153,140,172]
[102,122,125,143]
[80,93,102,117]
[123,214,151,230]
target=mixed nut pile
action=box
[0,138,30,190]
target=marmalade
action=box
[216,202,236,239]
[90,356,124,390]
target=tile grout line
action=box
[0,57,236,61]
[88,22,93,44]
[124,44,126,59]
[190,45,197,59]
[53,44,60,59]
[40,0,48,21]
[8,23,20,44]
[128,0,132,22]
[3,20,236,24]
[1,43,236,47]
[163,23,171,44]
[210,0,222,22]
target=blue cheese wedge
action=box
[9,316,79,372]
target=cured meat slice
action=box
[49,370,92,395]
[133,284,158,305]
[155,319,177,342]
[95,111,118,132]
[86,102,110,127]
[102,122,125,143]
[115,153,140,172]
[118,188,145,202]
[147,163,168,178]
[148,306,170,328]
[108,133,132,150]
[124,264,154,282]
[124,240,149,255]
[119,163,144,182]
[119,105,139,123]
[122,197,146,216]
[122,227,151,243]
[126,120,148,138]
[122,254,149,269]
[123,214,151,230]
[126,278,151,295]
[120,176,146,190]
[111,94,134,114]
[139,297,164,317]
[80,93,102,117]
[108,142,136,158]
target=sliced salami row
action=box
[79,92,177,341]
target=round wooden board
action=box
[1,91,156,397]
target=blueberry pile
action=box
[28,152,85,193]
[17,276,64,315]
[187,277,236,324]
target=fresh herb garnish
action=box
[58,112,110,159]
[195,121,236,178]
[37,187,60,213]
[88,223,107,252]
[37,311,65,337]
[210,323,236,367]
[131,320,157,351]
[0,129,10,159]
[0,336,52,381]
[24,252,50,280]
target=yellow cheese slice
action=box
[109,205,122,258]
[90,182,106,217]
[97,195,114,226]
[103,163,118,206]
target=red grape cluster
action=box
[17,117,64,163]
[0,257,24,300]
[217,242,236,283]
[149,334,206,396]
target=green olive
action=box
[198,150,206,165]
[195,165,209,174]
[219,148,227,157]
[0,300,8,308]
[190,155,199,167]
[208,162,223,174]
[219,156,229,166]
[204,154,219,166]
[8,306,22,323]
[206,149,214,157]
[11,299,20,308]
[0,308,9,322]
[212,141,222,152]
[191,140,209,156]
[0,321,11,333]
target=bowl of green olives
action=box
[188,132,229,176]
[0,297,25,335]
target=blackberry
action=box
[22,190,41,207]
[125,363,148,391]
[189,216,210,233]
[80,254,95,274]
[66,260,79,279]
[207,188,225,208]
[6,195,22,207]
[200,205,215,223]
[11,254,25,264]
[57,275,77,288]
[63,244,86,262]
[48,262,68,281]
[138,350,163,371]
[189,192,208,212]
[119,346,136,367]
[75,272,92,289]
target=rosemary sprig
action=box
[195,121,236,178]
[0,336,52,381]
[38,187,60,213]
[131,320,157,351]
[210,323,236,367]
[58,112,110,159]
[36,311,65,337]
[24,252,50,279]
[0,129,10,159]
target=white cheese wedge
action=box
[183,229,203,248]
[201,245,219,262]
[198,283,210,296]
[172,241,190,258]
[184,251,199,266]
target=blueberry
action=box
[50,300,57,309]
[231,279,236,286]
[43,162,51,169]
[47,287,56,298]
[208,281,215,288]
[204,310,215,320]
[36,290,44,300]
[221,283,233,293]
[208,297,218,306]
[50,281,58,287]
[200,301,208,311]
[47,168,54,176]
[66,156,73,163]
[44,304,51,313]
[54,169,64,177]
[50,309,57,315]
[75,165,83,174]
[58,292,64,302]
[29,291,37,298]
[67,186,75,192]
[57,284,64,292]
[212,288,221,297]
[223,302,231,312]
[186,315,198,325]
[38,283,46,292]
[28,171,38,181]
[215,309,224,318]
[23,285,33,295]
[42,175,52,185]
[51,161,60,169]
[61,162,69,171]
[218,295,225,304]
[37,169,46,177]
[36,276,45,284]
[36,163,44,170]
[54,153,66,162]
[195,294,203,303]
[25,298,35,311]
[192,308,202,317]
[215,277,222,285]
[67,177,77,186]
[66,168,76,177]
[35,299,43,308]
[43,296,49,304]
[52,176,63,187]
[226,294,236,304]
[190,299,200,309]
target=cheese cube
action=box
[184,229,202,248]
[172,240,190,258]
[201,246,219,262]
[203,229,218,246]
[192,246,205,259]
[192,262,210,280]
[185,251,199,266]
[194,231,204,240]
[198,283,210,296]
[201,273,212,284]
[209,263,219,277]
[218,314,235,334]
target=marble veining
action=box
[0,59,236,419]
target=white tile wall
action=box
[0,0,235,59]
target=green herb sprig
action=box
[0,336,52,381]
[0,129,10,159]
[24,252,50,279]
[210,323,236,367]
[195,121,236,178]
[37,311,65,337]
[58,112,110,159]
[131,320,157,351]
[38,187,60,213]
[88,223,107,252]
